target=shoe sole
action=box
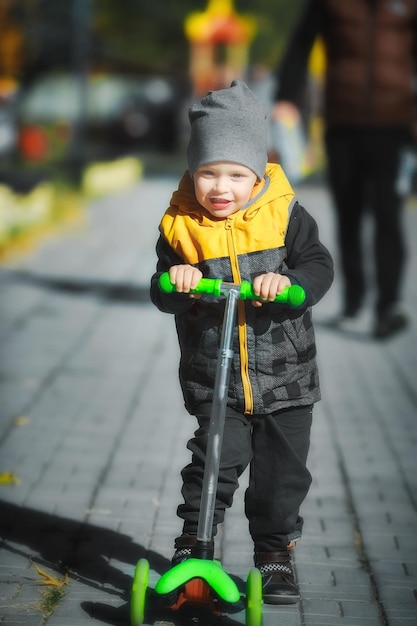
[263,593,300,605]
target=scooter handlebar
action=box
[158,272,305,307]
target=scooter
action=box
[130,272,305,626]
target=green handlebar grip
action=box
[158,272,175,293]
[158,272,223,297]
[239,281,306,306]
[189,277,223,297]
[158,272,306,306]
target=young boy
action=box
[150,80,333,604]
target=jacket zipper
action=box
[225,217,254,414]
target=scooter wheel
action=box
[131,558,149,626]
[246,567,263,626]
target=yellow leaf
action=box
[33,563,68,589]
[14,415,29,426]
[0,472,21,485]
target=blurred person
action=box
[273,0,417,339]
[151,80,333,604]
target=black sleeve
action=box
[274,0,322,105]
[149,234,197,315]
[283,202,334,307]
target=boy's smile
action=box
[193,162,259,218]
[209,197,232,209]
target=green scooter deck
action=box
[155,558,241,604]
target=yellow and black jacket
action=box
[150,163,333,416]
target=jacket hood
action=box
[169,163,295,223]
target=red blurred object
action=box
[18,125,49,161]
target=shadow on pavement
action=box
[82,598,246,625]
[1,270,152,305]
[0,501,246,625]
[0,500,168,596]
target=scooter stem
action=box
[196,288,240,549]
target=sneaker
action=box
[172,536,195,566]
[255,551,300,604]
[171,536,214,566]
[172,546,193,566]
[374,305,408,339]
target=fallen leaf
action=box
[33,563,68,589]
[0,472,21,485]
[14,415,30,426]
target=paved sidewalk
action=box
[0,178,416,625]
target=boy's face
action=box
[193,162,258,218]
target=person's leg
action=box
[245,405,313,603]
[174,404,252,561]
[325,128,367,316]
[364,128,409,337]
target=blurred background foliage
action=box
[1,0,305,85]
[0,0,310,177]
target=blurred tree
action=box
[92,1,305,74]
[93,0,194,75]
[16,0,305,83]
[20,0,73,82]
[244,0,306,67]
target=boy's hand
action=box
[252,272,291,307]
[168,265,203,298]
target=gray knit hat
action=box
[187,80,268,180]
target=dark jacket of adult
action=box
[276,0,417,128]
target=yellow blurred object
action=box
[185,0,256,43]
[0,472,21,485]
[0,182,85,263]
[0,182,54,245]
[82,157,143,198]
[184,0,256,96]
[0,185,15,244]
[14,415,30,426]
[308,37,326,80]
[308,115,326,171]
[0,75,19,97]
